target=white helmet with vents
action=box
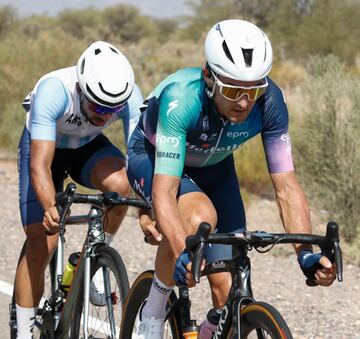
[77,41,135,107]
[204,19,272,81]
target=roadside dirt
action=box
[0,159,359,338]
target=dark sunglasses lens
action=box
[89,101,123,115]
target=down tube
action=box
[55,249,86,337]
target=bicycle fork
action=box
[83,245,92,339]
[83,206,117,339]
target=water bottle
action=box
[183,319,199,339]
[60,252,80,293]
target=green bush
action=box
[234,136,273,198]
[293,55,360,244]
[0,27,84,150]
[0,6,17,36]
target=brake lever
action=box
[334,241,343,282]
[192,242,206,283]
[58,183,76,237]
[185,222,211,283]
[325,221,343,283]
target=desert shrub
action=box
[0,6,17,36]
[102,5,157,43]
[58,8,103,40]
[270,60,306,89]
[0,28,83,150]
[293,55,360,244]
[127,38,203,96]
[234,136,273,198]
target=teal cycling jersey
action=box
[140,67,294,177]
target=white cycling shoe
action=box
[134,304,165,339]
[89,269,107,306]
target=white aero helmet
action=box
[204,19,272,81]
[77,41,135,107]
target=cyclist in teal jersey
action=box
[15,41,143,339]
[126,20,337,338]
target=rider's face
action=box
[81,96,113,126]
[208,74,261,123]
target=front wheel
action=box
[239,301,293,339]
[120,270,180,339]
[70,245,130,339]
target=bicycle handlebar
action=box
[56,183,151,209]
[185,221,343,285]
[55,183,151,235]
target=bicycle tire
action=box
[120,270,180,339]
[10,240,57,339]
[234,301,293,339]
[70,244,130,339]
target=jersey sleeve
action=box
[30,77,70,141]
[154,84,199,177]
[120,83,143,144]
[261,85,294,174]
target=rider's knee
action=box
[178,193,218,231]
[104,174,131,197]
[189,205,217,232]
[115,179,131,197]
[25,224,58,262]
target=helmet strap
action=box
[78,91,93,123]
[205,83,216,98]
[203,63,216,98]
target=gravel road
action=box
[0,159,359,338]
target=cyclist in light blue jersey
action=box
[15,41,143,339]
[126,20,336,338]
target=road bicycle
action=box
[9,182,150,339]
[121,221,343,338]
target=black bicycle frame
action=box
[203,246,256,339]
[40,204,104,338]
[169,246,256,339]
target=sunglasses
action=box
[211,71,268,102]
[82,94,125,115]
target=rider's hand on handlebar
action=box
[314,256,336,286]
[140,213,163,245]
[43,206,60,234]
[173,250,205,287]
[298,250,336,287]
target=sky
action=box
[0,0,193,18]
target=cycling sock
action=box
[142,274,174,320]
[199,319,218,339]
[16,304,37,339]
[104,232,114,245]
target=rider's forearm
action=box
[30,162,56,212]
[273,175,313,255]
[30,139,57,213]
[152,192,187,257]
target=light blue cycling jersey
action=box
[139,67,294,177]
[23,66,143,149]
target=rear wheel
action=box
[238,301,293,339]
[70,245,130,338]
[120,270,180,339]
